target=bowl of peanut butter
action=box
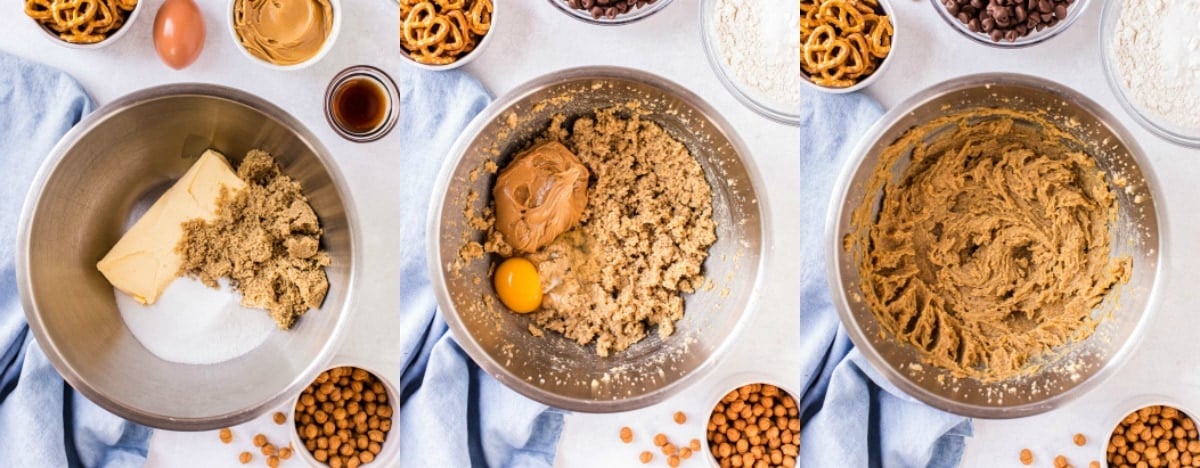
[228,0,341,70]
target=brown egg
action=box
[153,0,205,70]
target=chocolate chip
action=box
[564,0,653,19]
[945,0,1072,42]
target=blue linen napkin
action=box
[798,90,972,467]
[0,52,151,466]
[395,69,563,467]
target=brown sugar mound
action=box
[178,149,330,329]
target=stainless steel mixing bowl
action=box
[827,73,1164,418]
[16,84,359,430]
[428,67,767,412]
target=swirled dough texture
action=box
[849,108,1131,381]
[479,107,716,357]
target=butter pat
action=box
[97,150,246,305]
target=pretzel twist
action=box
[400,0,492,65]
[25,0,135,44]
[799,0,893,88]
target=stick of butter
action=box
[97,149,246,305]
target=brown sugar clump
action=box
[178,149,330,329]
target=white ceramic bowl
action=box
[1100,397,1200,467]
[288,362,401,467]
[397,0,498,71]
[28,0,143,49]
[227,0,343,71]
[698,373,801,468]
[797,0,898,95]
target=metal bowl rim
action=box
[426,65,772,413]
[15,83,363,430]
[824,72,1168,419]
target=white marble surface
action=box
[0,0,800,466]
[866,0,1200,467]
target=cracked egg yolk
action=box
[494,257,542,313]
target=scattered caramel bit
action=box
[1019,448,1033,465]
[654,433,668,447]
[674,411,687,424]
[274,411,287,425]
[1053,454,1068,468]
[238,452,252,464]
[667,454,680,467]
[680,447,692,459]
[219,428,233,444]
[1074,433,1087,446]
[620,426,633,444]
[689,438,701,451]
[266,455,280,468]
[1088,462,1099,468]
[253,434,267,448]
[279,446,292,460]
[662,442,677,456]
[639,451,653,464]
[261,443,276,456]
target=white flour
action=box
[712,0,801,109]
[1112,0,1200,130]
[117,278,275,365]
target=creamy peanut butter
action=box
[493,141,589,253]
[233,0,333,66]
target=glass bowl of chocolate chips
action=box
[549,0,673,25]
[931,0,1091,47]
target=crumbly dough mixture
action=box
[848,108,1131,381]
[470,106,717,356]
[178,149,330,330]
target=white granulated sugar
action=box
[1113,0,1200,129]
[713,0,801,108]
[117,278,275,365]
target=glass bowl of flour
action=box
[701,0,800,125]
[1101,0,1200,148]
